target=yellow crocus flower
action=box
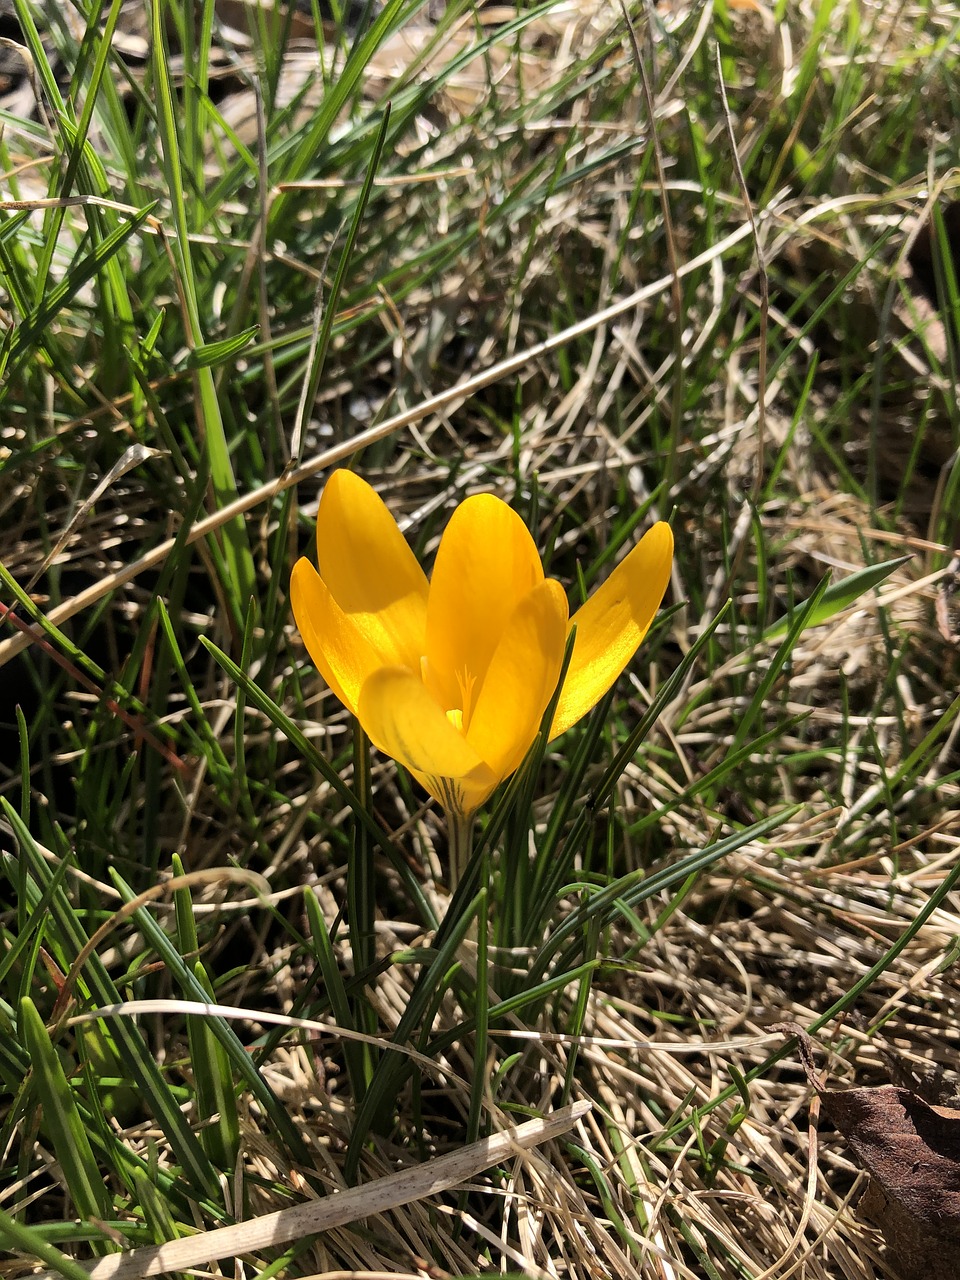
[291,470,673,821]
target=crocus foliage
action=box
[292,470,673,819]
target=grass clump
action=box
[2,1,960,1277]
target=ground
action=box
[2,1,960,1277]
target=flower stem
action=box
[448,811,475,890]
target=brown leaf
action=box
[821,1083,960,1280]
[773,1029,960,1277]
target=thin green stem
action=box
[448,811,475,890]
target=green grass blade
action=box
[348,724,377,1098]
[731,575,832,756]
[526,805,802,990]
[303,888,370,1101]
[20,997,113,1232]
[2,204,154,379]
[291,103,392,463]
[189,961,242,1171]
[0,1204,98,1280]
[270,0,413,197]
[761,554,913,641]
[149,0,254,616]
[2,802,218,1200]
[201,635,435,924]
[108,866,313,1170]
[344,889,484,1180]
[667,852,960,1147]
[172,854,241,1171]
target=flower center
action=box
[420,655,476,735]
[455,667,477,727]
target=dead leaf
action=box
[822,1083,960,1279]
[772,1025,960,1278]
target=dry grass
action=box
[3,1,960,1278]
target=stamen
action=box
[455,668,477,726]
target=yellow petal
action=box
[315,470,428,671]
[467,578,568,780]
[550,522,673,739]
[292,558,403,716]
[424,494,543,714]
[357,667,497,817]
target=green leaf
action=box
[2,801,219,1201]
[109,865,312,1171]
[761,554,912,641]
[0,1203,98,1280]
[2,204,155,379]
[290,104,391,463]
[150,0,254,616]
[20,997,113,1233]
[303,889,369,1101]
[344,887,484,1180]
[183,325,259,370]
[171,854,240,1171]
[189,960,241,1171]
[200,636,435,925]
[271,0,412,197]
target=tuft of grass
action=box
[2,2,960,1277]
